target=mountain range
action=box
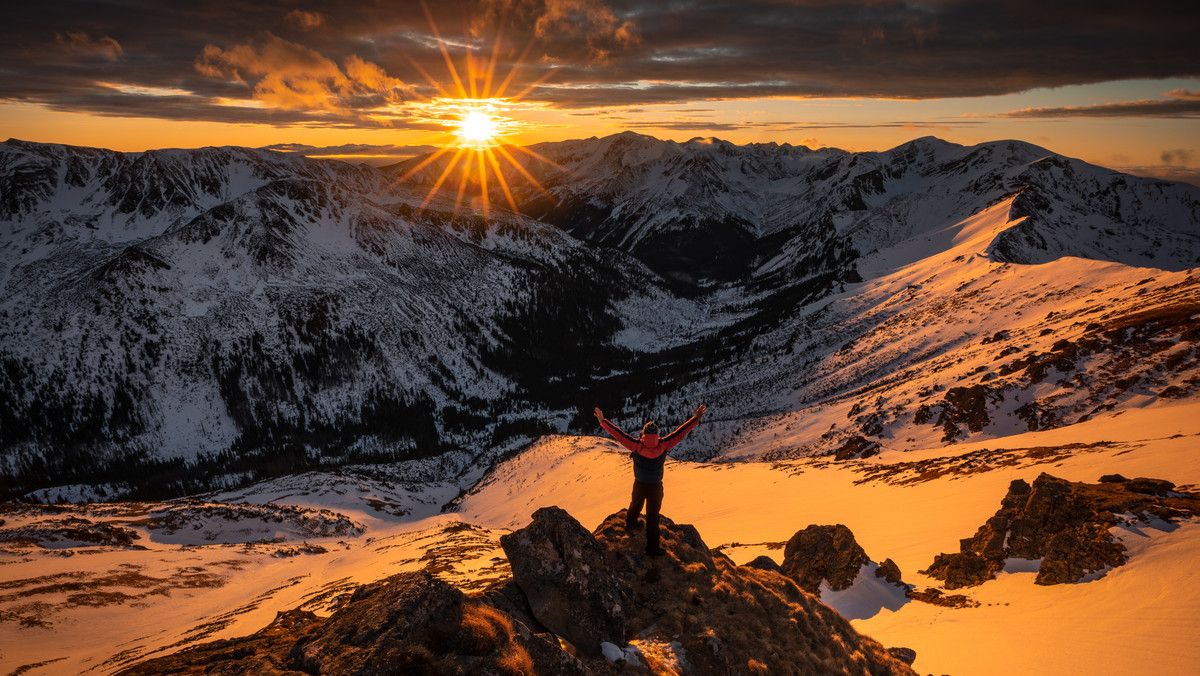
[2,133,1198,501]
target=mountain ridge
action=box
[3,134,1199,501]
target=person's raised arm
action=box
[595,407,640,452]
[659,404,706,449]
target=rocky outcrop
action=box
[922,473,1200,588]
[498,506,632,656]
[833,435,881,460]
[120,571,582,675]
[780,524,872,593]
[121,508,917,675]
[875,558,903,585]
[505,508,916,674]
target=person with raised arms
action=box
[594,404,707,556]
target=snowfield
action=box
[3,402,1198,675]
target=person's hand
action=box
[694,404,707,419]
[594,407,604,423]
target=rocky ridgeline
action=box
[922,473,1200,588]
[0,501,363,552]
[122,507,916,675]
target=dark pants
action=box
[627,480,664,552]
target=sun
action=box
[457,109,498,146]
[396,1,567,220]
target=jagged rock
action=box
[875,558,904,585]
[743,555,784,574]
[499,506,633,656]
[780,524,871,593]
[1099,473,1129,483]
[121,571,582,675]
[922,473,1200,588]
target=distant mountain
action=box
[399,132,1200,286]
[3,134,1199,500]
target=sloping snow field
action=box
[2,402,1197,674]
[457,402,1200,676]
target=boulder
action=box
[499,506,632,656]
[743,555,784,574]
[1125,477,1175,497]
[780,524,870,593]
[875,558,904,585]
[888,647,918,665]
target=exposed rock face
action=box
[498,506,633,656]
[505,508,916,675]
[780,524,872,593]
[120,571,581,675]
[922,473,1200,588]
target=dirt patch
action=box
[6,656,68,675]
[906,588,980,608]
[850,441,1124,486]
[0,566,228,628]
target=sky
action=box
[2,0,1198,183]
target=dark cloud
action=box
[262,142,438,166]
[1000,97,1200,119]
[1,1,1198,127]
[285,10,328,31]
[55,31,124,61]
[262,142,438,156]
[1115,164,1200,188]
[614,119,986,132]
[1161,148,1195,164]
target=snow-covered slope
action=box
[0,139,679,501]
[4,133,1200,502]
[3,403,1197,675]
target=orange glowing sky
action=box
[3,1,1198,184]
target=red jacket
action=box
[599,415,701,482]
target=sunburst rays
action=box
[394,2,565,223]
